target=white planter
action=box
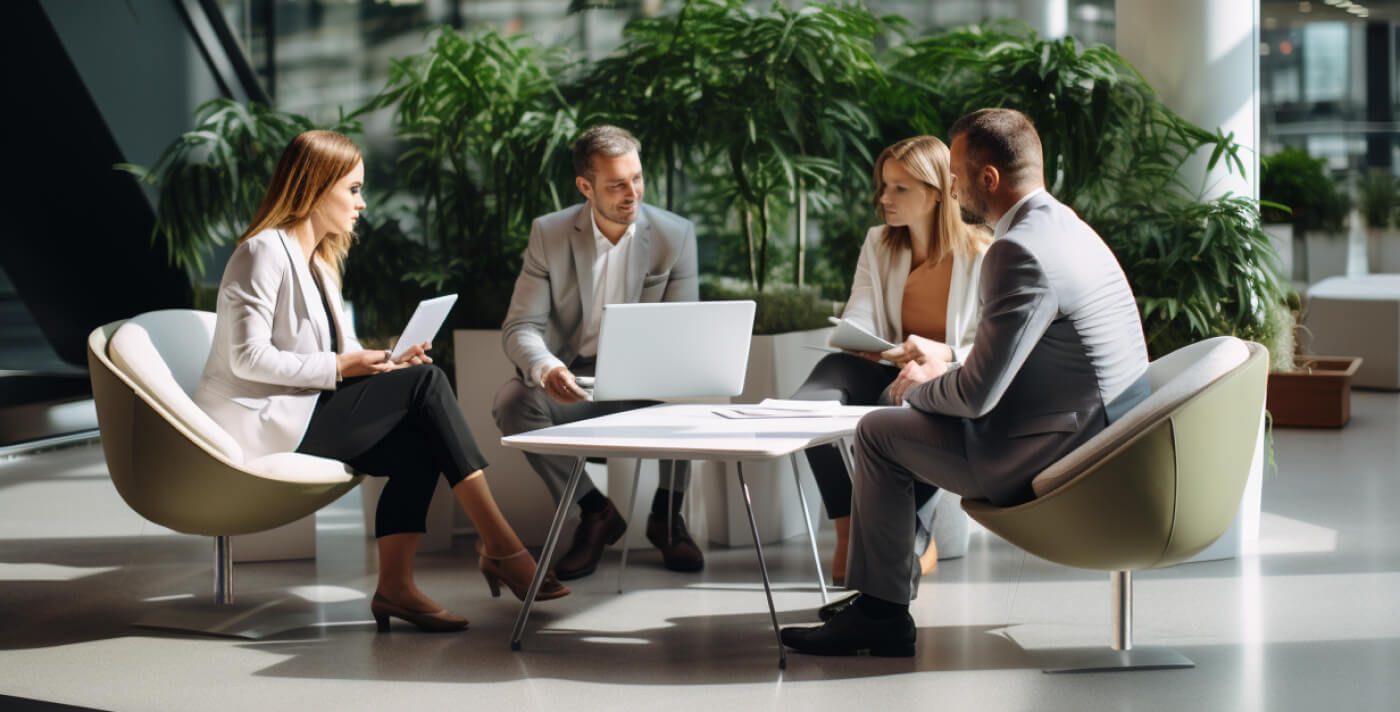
[1367,227,1400,273]
[704,328,832,546]
[1306,232,1349,283]
[454,329,605,547]
[1263,223,1293,281]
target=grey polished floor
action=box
[1,393,1398,712]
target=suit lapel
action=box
[278,230,330,351]
[626,206,652,301]
[571,205,596,319]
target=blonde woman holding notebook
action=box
[791,135,992,587]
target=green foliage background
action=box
[129,1,1291,360]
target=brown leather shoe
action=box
[645,511,704,572]
[554,500,626,580]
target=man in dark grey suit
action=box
[493,125,704,580]
[782,108,1150,656]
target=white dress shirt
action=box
[530,206,635,385]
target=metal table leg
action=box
[790,453,828,604]
[510,456,587,651]
[737,462,787,670]
[617,458,643,594]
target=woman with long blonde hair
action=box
[194,130,568,633]
[792,135,992,592]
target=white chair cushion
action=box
[246,452,357,484]
[1030,337,1253,497]
[108,320,245,463]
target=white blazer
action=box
[839,225,986,363]
[194,229,361,460]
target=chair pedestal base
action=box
[1041,645,1194,674]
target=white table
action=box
[501,402,883,669]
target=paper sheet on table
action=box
[712,398,845,419]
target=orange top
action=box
[902,255,953,342]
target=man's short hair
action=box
[572,125,642,181]
[947,108,1044,187]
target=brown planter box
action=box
[1267,356,1362,428]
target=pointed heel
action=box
[477,544,570,602]
[374,613,390,633]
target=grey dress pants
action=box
[492,359,690,506]
[847,407,981,605]
[791,353,939,549]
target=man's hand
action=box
[337,349,395,379]
[543,366,590,405]
[881,334,954,368]
[889,358,950,405]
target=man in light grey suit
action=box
[493,125,704,580]
[782,108,1150,656]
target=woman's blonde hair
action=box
[873,135,991,263]
[239,130,362,282]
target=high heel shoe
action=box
[477,544,571,602]
[370,593,469,633]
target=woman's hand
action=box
[337,349,395,379]
[881,334,953,368]
[392,341,433,367]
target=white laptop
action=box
[576,301,756,401]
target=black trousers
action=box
[791,353,938,542]
[297,364,487,538]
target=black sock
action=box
[651,488,684,515]
[578,489,609,515]
[854,593,908,620]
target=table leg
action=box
[510,456,587,651]
[737,462,787,670]
[617,458,643,594]
[789,453,828,604]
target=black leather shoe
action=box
[555,501,626,581]
[645,511,705,572]
[781,600,915,657]
[817,592,860,622]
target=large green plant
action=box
[578,0,885,293]
[879,22,1241,214]
[367,28,579,327]
[119,98,357,277]
[1355,170,1399,229]
[1097,193,1286,358]
[1260,147,1351,282]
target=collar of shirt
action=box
[590,206,636,252]
[993,187,1046,239]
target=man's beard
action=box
[959,204,985,226]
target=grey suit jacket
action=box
[906,191,1149,505]
[502,202,699,385]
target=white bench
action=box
[1304,275,1400,390]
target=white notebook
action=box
[826,316,896,353]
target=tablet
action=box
[391,295,458,359]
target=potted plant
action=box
[1356,170,1400,273]
[1260,148,1352,283]
[1265,299,1362,428]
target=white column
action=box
[1021,0,1068,40]
[1115,0,1260,200]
